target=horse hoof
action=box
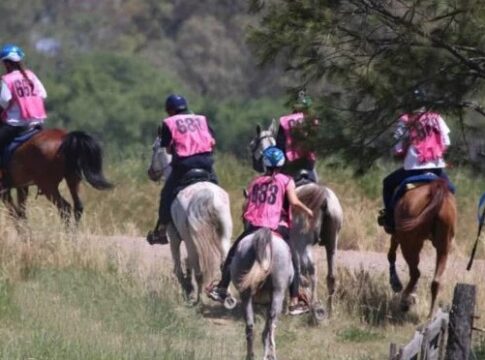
[400,294,417,312]
[224,296,237,310]
[391,280,403,293]
[312,306,326,322]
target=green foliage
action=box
[43,53,183,148]
[249,0,485,169]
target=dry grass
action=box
[0,155,483,358]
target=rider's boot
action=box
[146,223,169,245]
[377,209,394,235]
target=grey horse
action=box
[231,228,293,360]
[148,138,233,303]
[249,120,343,317]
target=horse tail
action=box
[187,190,226,285]
[239,228,273,294]
[396,179,448,232]
[60,131,113,190]
[320,186,343,247]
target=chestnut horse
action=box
[1,129,112,223]
[387,179,456,318]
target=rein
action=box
[467,192,485,270]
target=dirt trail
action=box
[100,235,485,286]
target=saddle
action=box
[294,169,316,188]
[174,168,218,195]
[390,173,455,211]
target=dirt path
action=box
[100,235,485,286]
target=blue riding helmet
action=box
[0,44,25,62]
[263,146,285,168]
[165,94,188,113]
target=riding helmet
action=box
[165,94,188,113]
[262,146,285,169]
[0,44,25,62]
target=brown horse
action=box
[1,128,112,223]
[387,179,456,318]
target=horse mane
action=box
[186,190,225,285]
[395,179,449,232]
[238,228,273,294]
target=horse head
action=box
[148,137,172,181]
[249,120,277,172]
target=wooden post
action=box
[445,283,476,360]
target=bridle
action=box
[250,132,276,161]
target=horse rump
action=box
[60,131,113,190]
[395,178,449,232]
[237,228,273,295]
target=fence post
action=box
[445,283,476,360]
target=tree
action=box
[248,0,485,169]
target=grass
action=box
[0,153,483,359]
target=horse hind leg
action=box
[429,226,452,318]
[16,187,28,220]
[242,291,255,360]
[263,288,284,360]
[400,240,423,312]
[388,235,403,293]
[43,186,72,225]
[168,225,193,300]
[66,175,83,224]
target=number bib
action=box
[164,114,215,157]
[279,112,316,162]
[243,173,292,230]
[2,70,46,121]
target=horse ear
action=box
[269,118,278,135]
[256,124,262,135]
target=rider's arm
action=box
[393,118,408,158]
[286,179,313,218]
[0,80,11,109]
[438,115,451,148]
[159,123,172,148]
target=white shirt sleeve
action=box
[393,119,408,154]
[438,116,451,147]
[0,80,12,109]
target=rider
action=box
[147,94,217,245]
[378,89,451,234]
[0,44,47,164]
[208,146,314,315]
[276,90,318,182]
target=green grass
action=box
[0,268,238,359]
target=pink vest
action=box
[164,114,215,157]
[400,112,445,163]
[244,173,292,230]
[2,70,46,122]
[279,112,316,162]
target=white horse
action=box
[148,139,233,303]
[249,121,343,317]
[231,228,293,360]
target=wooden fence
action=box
[389,308,449,360]
[389,283,477,360]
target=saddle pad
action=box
[391,173,455,210]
